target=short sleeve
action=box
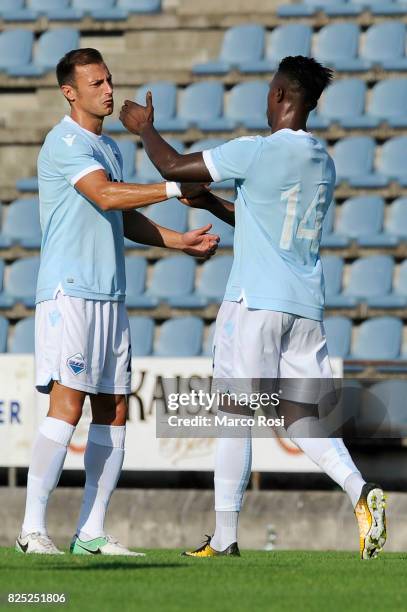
[202,136,262,182]
[51,132,104,186]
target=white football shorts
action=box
[212,300,333,404]
[35,292,132,395]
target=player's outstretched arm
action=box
[179,184,235,227]
[75,169,179,211]
[123,210,220,257]
[119,93,211,182]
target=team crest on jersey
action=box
[67,353,86,375]
[62,134,77,147]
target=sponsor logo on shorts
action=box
[67,353,86,376]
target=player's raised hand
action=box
[119,91,154,135]
[181,224,220,259]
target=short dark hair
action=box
[56,48,105,87]
[277,56,334,110]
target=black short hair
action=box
[56,48,104,87]
[277,56,334,110]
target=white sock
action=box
[76,424,125,541]
[211,414,252,551]
[22,417,75,536]
[287,416,365,499]
[344,472,366,508]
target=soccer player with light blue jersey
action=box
[120,56,386,559]
[16,48,219,556]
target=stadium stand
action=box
[154,316,204,357]
[128,315,155,356]
[8,316,35,353]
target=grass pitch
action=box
[0,548,405,612]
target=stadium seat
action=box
[128,315,155,356]
[376,137,407,186]
[321,255,344,303]
[187,138,234,191]
[202,321,216,356]
[0,0,37,21]
[350,317,402,359]
[320,201,350,248]
[334,196,385,245]
[278,0,361,17]
[144,198,188,233]
[189,208,234,248]
[328,256,394,308]
[1,198,42,248]
[363,381,407,436]
[8,28,80,77]
[0,30,33,72]
[116,140,137,182]
[0,260,5,296]
[369,259,407,308]
[357,22,406,70]
[0,315,8,352]
[169,255,233,308]
[148,255,196,306]
[0,204,13,249]
[225,81,269,130]
[176,82,228,131]
[92,0,161,19]
[135,139,184,183]
[324,316,352,358]
[192,24,265,75]
[240,24,312,73]
[314,23,366,71]
[15,177,38,193]
[154,316,204,356]
[125,256,157,308]
[309,79,372,130]
[384,197,407,241]
[0,257,40,309]
[107,82,177,133]
[8,317,35,354]
[343,79,407,129]
[39,0,83,20]
[332,137,388,188]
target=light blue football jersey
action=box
[203,129,336,321]
[36,115,126,304]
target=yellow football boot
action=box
[181,535,240,557]
[354,483,387,559]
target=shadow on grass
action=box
[11,562,189,571]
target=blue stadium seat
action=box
[332,137,388,188]
[144,198,188,233]
[376,137,407,186]
[187,139,233,191]
[203,321,216,356]
[1,198,42,248]
[8,28,80,77]
[125,256,157,308]
[15,177,38,192]
[335,196,385,245]
[116,140,137,182]
[148,255,196,305]
[9,317,35,353]
[0,257,40,309]
[278,0,361,17]
[328,256,394,308]
[385,198,407,241]
[192,24,265,75]
[364,23,407,70]
[310,79,373,130]
[320,201,350,248]
[0,315,8,353]
[369,260,407,308]
[40,0,83,20]
[0,0,37,21]
[135,139,184,183]
[240,24,312,73]
[314,23,365,71]
[128,316,155,356]
[321,255,344,303]
[175,82,227,131]
[350,317,402,359]
[93,0,161,18]
[0,30,33,72]
[107,82,177,133]
[0,260,5,295]
[324,316,352,358]
[342,78,407,129]
[189,208,234,248]
[169,255,233,308]
[155,316,204,356]
[225,81,269,129]
[0,204,13,249]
